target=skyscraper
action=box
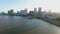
[8,9,14,16]
[38,7,41,14]
[34,8,37,12]
[34,8,37,14]
[19,9,27,15]
[25,9,27,12]
[17,11,19,14]
[2,12,4,15]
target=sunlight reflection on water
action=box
[0,15,60,34]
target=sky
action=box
[0,0,60,13]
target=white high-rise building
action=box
[20,9,27,15]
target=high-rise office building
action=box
[2,12,4,15]
[38,7,41,14]
[25,9,27,14]
[8,9,14,15]
[49,10,51,13]
[29,11,34,14]
[34,8,37,14]
[34,8,37,12]
[20,9,27,15]
[25,9,27,12]
[17,11,19,14]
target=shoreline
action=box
[0,15,60,27]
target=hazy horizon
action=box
[0,0,60,13]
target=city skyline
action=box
[0,0,60,13]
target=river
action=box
[0,15,60,34]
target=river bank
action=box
[26,16,60,27]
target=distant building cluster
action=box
[0,7,59,20]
